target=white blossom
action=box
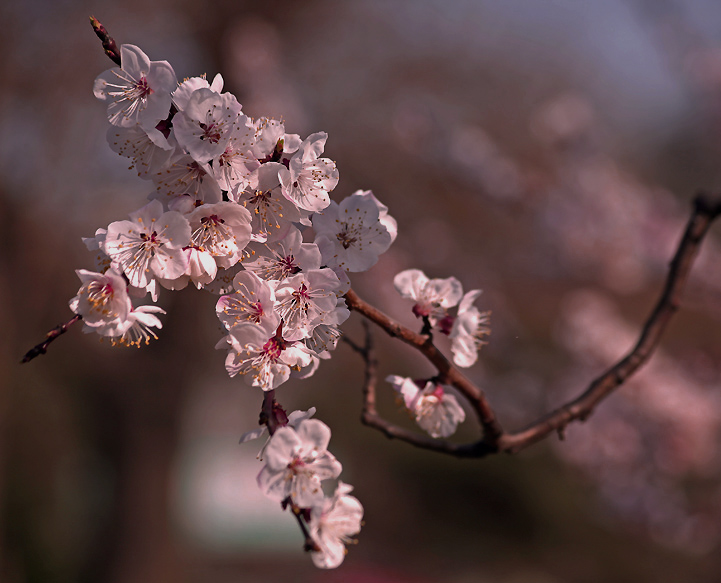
[273,268,342,341]
[106,125,175,179]
[219,321,313,390]
[233,162,300,242]
[112,305,166,347]
[104,200,191,290]
[93,44,176,128]
[313,190,394,272]
[172,73,224,110]
[69,268,131,337]
[187,202,253,269]
[212,115,259,195]
[393,269,463,325]
[256,419,342,507]
[244,226,322,282]
[279,132,339,212]
[151,153,222,204]
[216,270,278,330]
[252,117,301,162]
[386,375,466,438]
[450,289,491,368]
[304,300,350,357]
[175,246,217,289]
[309,481,364,569]
[173,88,243,163]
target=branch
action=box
[259,390,288,436]
[258,394,320,552]
[21,315,82,363]
[281,497,321,553]
[343,321,495,457]
[345,194,721,458]
[500,193,721,452]
[89,16,121,66]
[344,289,504,448]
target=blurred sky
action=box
[4,1,721,582]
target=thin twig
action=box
[283,497,321,553]
[343,289,504,447]
[89,17,121,66]
[260,394,320,551]
[343,311,496,457]
[21,315,82,363]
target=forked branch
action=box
[343,194,721,457]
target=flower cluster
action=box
[393,268,491,368]
[66,43,398,567]
[384,269,490,439]
[62,40,490,569]
[242,411,362,568]
[75,44,396,389]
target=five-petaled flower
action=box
[257,419,342,508]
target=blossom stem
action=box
[22,314,82,363]
[344,288,504,446]
[260,390,289,435]
[282,497,321,553]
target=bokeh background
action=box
[3,1,721,581]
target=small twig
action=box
[282,497,321,553]
[22,315,82,363]
[344,316,496,457]
[260,396,319,552]
[344,288,504,447]
[89,17,121,66]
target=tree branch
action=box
[344,194,721,458]
[343,288,505,448]
[342,321,495,457]
[21,315,82,363]
[89,16,121,66]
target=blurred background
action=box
[3,0,721,581]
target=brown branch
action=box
[281,497,321,553]
[344,193,721,458]
[259,390,289,436]
[343,313,496,457]
[344,288,504,448]
[89,17,121,66]
[21,315,82,363]
[500,193,721,453]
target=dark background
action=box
[3,1,721,581]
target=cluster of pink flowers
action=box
[386,269,491,437]
[69,43,490,568]
[77,44,396,381]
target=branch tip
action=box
[89,16,121,66]
[22,315,82,364]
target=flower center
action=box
[199,122,222,143]
[139,231,160,255]
[336,222,360,249]
[133,76,153,99]
[86,281,114,312]
[262,336,286,360]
